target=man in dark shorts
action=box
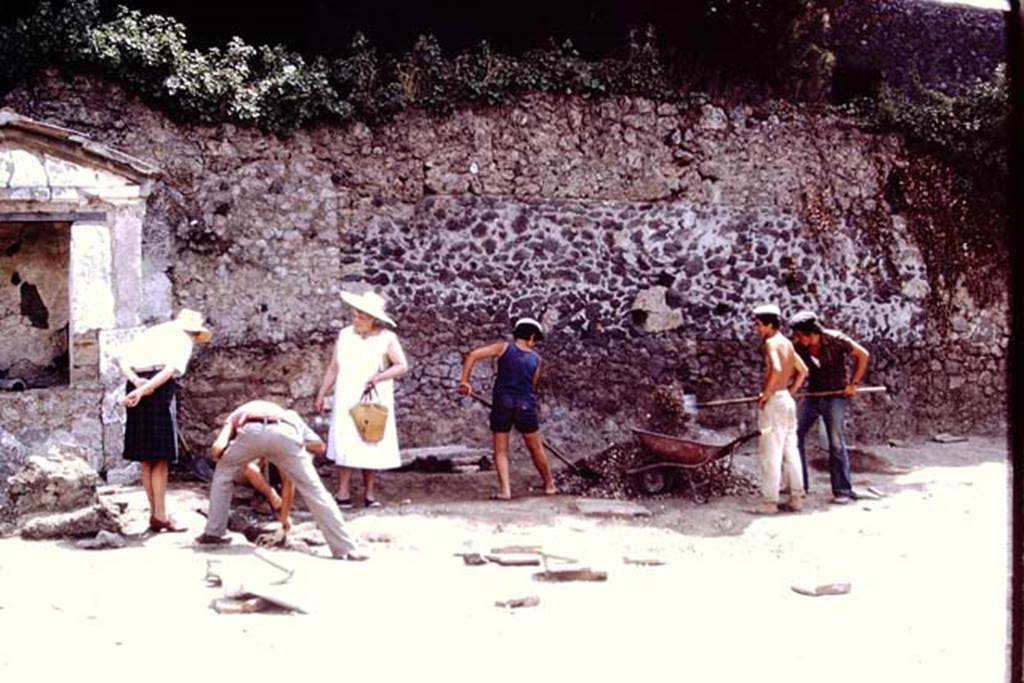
[458,318,556,500]
[789,311,871,504]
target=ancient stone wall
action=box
[0,73,1007,469]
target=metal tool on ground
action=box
[627,428,761,501]
[682,385,888,415]
[464,391,601,480]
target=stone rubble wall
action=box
[0,73,1008,471]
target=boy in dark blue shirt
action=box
[459,318,557,500]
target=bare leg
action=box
[150,460,169,521]
[336,466,354,499]
[522,431,556,494]
[140,461,155,513]
[493,432,511,499]
[278,476,294,530]
[243,463,282,511]
[363,470,378,501]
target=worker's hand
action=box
[844,383,858,398]
[458,381,472,396]
[757,393,768,410]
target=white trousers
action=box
[204,422,357,557]
[757,391,804,502]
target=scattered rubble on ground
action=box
[932,433,969,444]
[495,595,540,609]
[534,568,608,582]
[791,582,852,597]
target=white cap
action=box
[514,317,544,336]
[752,304,781,317]
[789,309,818,326]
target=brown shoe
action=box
[194,533,232,546]
[150,516,188,533]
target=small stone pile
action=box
[555,442,758,501]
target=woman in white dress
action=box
[315,291,409,508]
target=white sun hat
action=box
[174,308,213,343]
[340,290,396,327]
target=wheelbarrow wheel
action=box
[633,467,676,496]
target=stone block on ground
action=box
[571,498,652,518]
[75,529,127,550]
[5,451,101,518]
[18,500,123,539]
[399,445,491,473]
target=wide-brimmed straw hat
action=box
[340,290,396,327]
[175,308,213,343]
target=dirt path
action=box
[0,435,1009,682]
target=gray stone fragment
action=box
[75,529,127,550]
[19,501,123,539]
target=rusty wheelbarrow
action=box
[626,428,760,503]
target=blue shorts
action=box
[489,397,539,434]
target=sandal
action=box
[333,496,353,510]
[364,498,382,509]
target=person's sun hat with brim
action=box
[341,290,396,327]
[175,308,213,343]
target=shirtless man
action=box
[752,304,808,514]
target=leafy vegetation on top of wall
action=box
[0,1,836,131]
[843,65,1009,185]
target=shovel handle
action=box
[695,395,761,408]
[797,385,888,399]
[696,385,887,408]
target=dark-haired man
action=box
[458,318,556,500]
[752,304,808,514]
[788,310,870,504]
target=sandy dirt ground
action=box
[0,434,1009,683]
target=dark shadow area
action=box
[1007,3,1022,681]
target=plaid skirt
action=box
[123,372,179,463]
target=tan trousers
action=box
[203,422,357,557]
[757,391,804,502]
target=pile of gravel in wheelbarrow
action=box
[555,441,759,501]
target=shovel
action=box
[464,391,602,480]
[683,385,888,415]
